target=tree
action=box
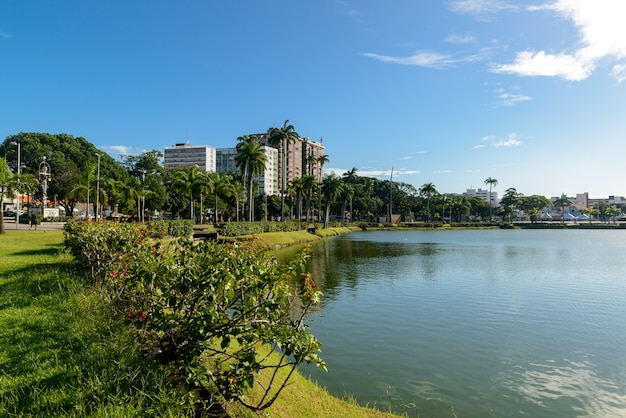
[301,174,317,222]
[289,176,305,221]
[553,193,572,223]
[606,205,621,224]
[321,174,344,228]
[235,135,267,222]
[517,195,551,217]
[484,177,498,221]
[339,184,354,226]
[269,120,299,222]
[173,165,207,221]
[419,182,438,222]
[121,150,166,215]
[317,154,330,181]
[500,188,520,223]
[69,162,97,220]
[0,158,12,234]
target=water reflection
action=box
[509,358,626,417]
[300,230,626,418]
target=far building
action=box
[164,143,216,172]
[463,188,498,207]
[215,146,279,196]
[256,133,326,185]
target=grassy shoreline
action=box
[0,228,399,417]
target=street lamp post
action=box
[95,153,101,221]
[10,141,20,229]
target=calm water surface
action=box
[300,229,626,418]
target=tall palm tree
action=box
[419,182,438,222]
[269,120,299,222]
[207,172,232,222]
[0,158,13,234]
[342,167,358,221]
[173,165,206,220]
[484,177,498,221]
[321,174,344,228]
[289,176,306,221]
[553,193,572,223]
[339,184,354,226]
[301,174,317,222]
[70,162,97,220]
[317,154,330,182]
[305,152,317,176]
[235,135,267,222]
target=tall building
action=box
[164,143,216,172]
[215,146,279,195]
[256,133,326,187]
[463,188,498,206]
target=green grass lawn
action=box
[0,231,190,417]
[0,229,401,418]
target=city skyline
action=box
[1,1,625,199]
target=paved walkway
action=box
[2,220,65,231]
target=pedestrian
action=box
[29,212,38,230]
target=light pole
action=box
[10,141,20,229]
[95,153,101,221]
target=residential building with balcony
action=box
[215,146,279,196]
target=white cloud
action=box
[493,0,626,81]
[494,88,533,106]
[362,51,455,68]
[479,133,522,147]
[0,31,10,38]
[446,33,476,44]
[101,145,133,156]
[449,0,517,18]
[433,170,452,174]
[326,167,419,178]
[493,133,522,147]
[611,64,626,83]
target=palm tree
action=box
[305,152,317,176]
[235,135,267,222]
[552,193,572,223]
[419,182,438,222]
[70,162,97,220]
[289,176,305,221]
[269,120,299,222]
[317,154,330,182]
[301,174,317,222]
[339,184,354,226]
[0,158,13,234]
[484,177,498,221]
[321,174,344,228]
[173,165,206,221]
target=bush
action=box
[167,220,194,237]
[63,221,325,413]
[217,221,302,237]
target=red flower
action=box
[138,312,146,320]
[110,270,117,276]
[129,310,135,319]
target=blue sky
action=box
[2,1,625,198]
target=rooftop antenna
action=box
[186,127,189,145]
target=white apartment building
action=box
[463,188,498,206]
[215,146,279,196]
[164,143,216,172]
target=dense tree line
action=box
[1,131,624,234]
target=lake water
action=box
[300,229,626,418]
